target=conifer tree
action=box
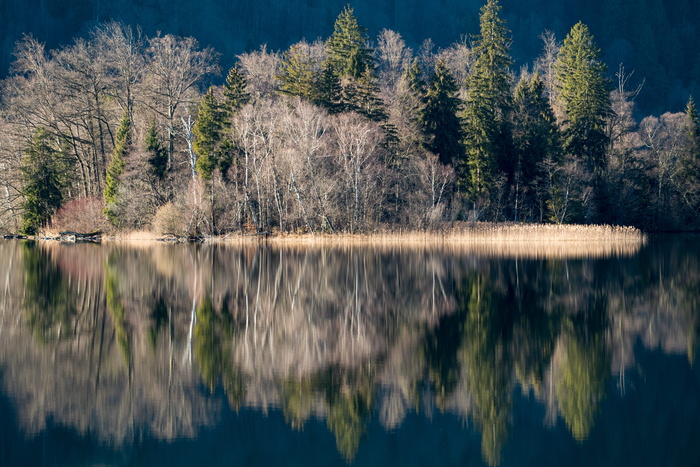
[20,128,64,235]
[277,42,319,101]
[222,65,251,116]
[104,110,131,225]
[421,60,464,167]
[194,88,227,180]
[679,95,700,219]
[512,72,559,183]
[316,61,343,113]
[555,22,611,173]
[325,5,374,80]
[405,57,426,96]
[146,122,168,180]
[461,0,513,198]
[351,68,388,122]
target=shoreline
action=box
[6,222,647,244]
[3,223,650,258]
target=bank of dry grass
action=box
[31,223,646,258]
[219,223,646,258]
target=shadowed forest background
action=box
[2,0,699,115]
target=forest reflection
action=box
[0,239,698,465]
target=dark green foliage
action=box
[347,68,387,122]
[421,60,463,166]
[223,64,251,114]
[145,122,168,180]
[104,110,131,225]
[511,72,560,219]
[512,73,559,173]
[20,128,64,235]
[325,5,374,80]
[555,22,611,173]
[315,61,344,113]
[461,0,513,198]
[194,88,228,180]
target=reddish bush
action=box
[50,197,111,233]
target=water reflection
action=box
[0,238,698,465]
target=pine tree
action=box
[194,88,227,180]
[146,122,168,180]
[20,128,64,235]
[277,42,320,101]
[421,60,464,167]
[555,22,611,173]
[461,0,514,198]
[325,5,374,80]
[103,110,131,226]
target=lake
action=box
[0,237,698,466]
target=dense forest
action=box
[1,0,699,235]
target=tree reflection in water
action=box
[0,238,698,464]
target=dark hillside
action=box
[2,0,699,114]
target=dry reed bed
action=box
[31,224,645,259]
[224,223,647,259]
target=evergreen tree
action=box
[146,122,168,180]
[421,60,464,167]
[512,72,559,183]
[325,5,374,79]
[222,64,251,116]
[461,0,514,198]
[20,128,64,235]
[678,96,700,221]
[104,110,131,226]
[315,61,343,113]
[350,67,387,122]
[194,88,228,180]
[511,72,560,221]
[277,42,320,101]
[555,22,611,173]
[405,57,426,96]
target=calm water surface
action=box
[0,238,698,466]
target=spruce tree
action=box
[315,61,343,113]
[222,65,251,116]
[277,42,319,101]
[512,72,559,183]
[325,5,374,80]
[555,22,611,173]
[104,110,131,226]
[421,60,464,167]
[679,95,700,220]
[146,122,168,180]
[461,0,513,198]
[351,67,388,122]
[194,88,227,180]
[20,128,64,235]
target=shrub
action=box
[50,197,111,234]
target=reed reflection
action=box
[0,239,698,465]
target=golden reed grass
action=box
[32,223,645,259]
[219,223,647,259]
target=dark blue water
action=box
[0,238,698,466]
